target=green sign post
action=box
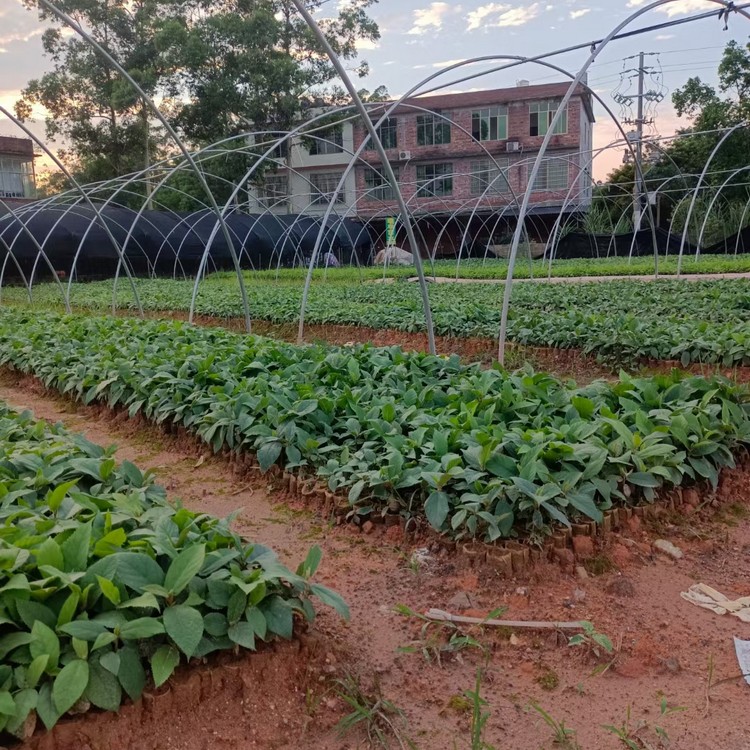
[385,217,397,247]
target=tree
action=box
[158,0,380,146]
[16,0,168,188]
[600,38,750,238]
[16,0,381,193]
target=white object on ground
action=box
[374,247,414,265]
[734,638,750,686]
[681,583,750,623]
[653,539,684,560]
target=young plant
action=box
[568,621,614,660]
[529,703,581,749]
[394,604,503,666]
[334,672,415,750]
[604,699,686,749]
[465,666,497,750]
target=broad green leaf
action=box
[85,658,121,712]
[257,442,282,473]
[52,660,89,715]
[97,576,122,606]
[164,544,206,596]
[628,472,660,488]
[61,522,92,572]
[310,583,350,621]
[117,645,146,701]
[30,621,60,672]
[296,546,323,579]
[151,645,180,688]
[424,491,449,530]
[163,605,204,659]
[119,617,165,640]
[227,621,256,650]
[260,596,294,640]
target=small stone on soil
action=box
[575,565,589,580]
[653,539,684,560]
[447,591,478,611]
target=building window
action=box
[416,113,451,146]
[309,126,344,155]
[258,174,288,208]
[363,166,400,201]
[472,107,508,142]
[416,163,453,197]
[0,157,33,199]
[529,100,568,137]
[310,172,345,204]
[470,159,510,196]
[532,158,569,191]
[364,117,398,150]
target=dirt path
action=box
[2,370,750,750]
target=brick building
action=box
[0,136,36,204]
[248,81,594,257]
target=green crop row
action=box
[0,310,747,548]
[0,400,345,738]
[226,252,750,282]
[7,276,750,367]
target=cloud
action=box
[654,33,675,39]
[355,38,379,51]
[407,3,459,35]
[626,0,716,16]
[466,2,541,31]
[570,8,591,19]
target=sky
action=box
[0,0,748,180]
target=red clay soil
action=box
[1,371,750,750]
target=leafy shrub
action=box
[0,310,748,545]
[0,402,346,737]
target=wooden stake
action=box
[425,608,585,631]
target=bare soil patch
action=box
[1,371,750,749]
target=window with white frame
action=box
[529,100,567,137]
[310,172,345,204]
[470,159,511,196]
[472,106,508,142]
[364,117,398,150]
[416,163,453,197]
[363,166,400,201]
[532,158,569,191]
[258,174,288,208]
[0,157,33,198]
[416,113,451,146]
[308,126,344,155]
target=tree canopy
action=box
[597,38,750,243]
[16,0,381,193]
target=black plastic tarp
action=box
[0,204,372,279]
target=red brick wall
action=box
[352,95,587,215]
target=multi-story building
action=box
[0,136,36,204]
[248,81,594,257]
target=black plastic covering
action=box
[554,225,750,259]
[0,204,372,279]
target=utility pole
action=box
[614,52,664,230]
[634,51,645,231]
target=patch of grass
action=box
[584,554,616,576]
[535,666,560,691]
[334,672,415,750]
[529,703,581,749]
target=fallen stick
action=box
[425,608,585,631]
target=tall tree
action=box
[158,0,380,145]
[16,0,167,186]
[16,0,381,193]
